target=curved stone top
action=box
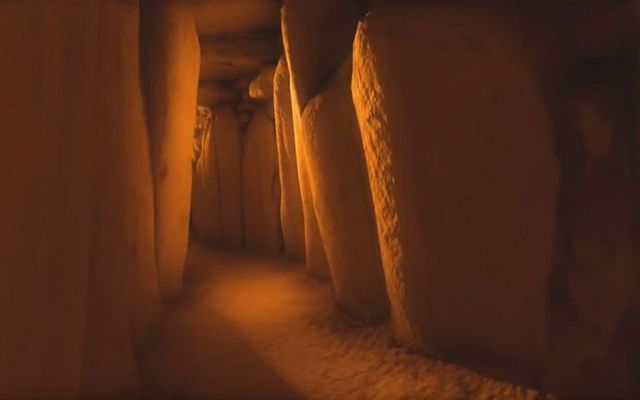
[249,65,276,101]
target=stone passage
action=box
[139,241,547,400]
[1,1,639,398]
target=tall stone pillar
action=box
[141,2,201,300]
[274,57,305,261]
[352,2,558,382]
[242,83,283,255]
[281,0,387,320]
[213,106,244,249]
[0,2,161,398]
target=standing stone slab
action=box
[274,57,305,260]
[352,3,558,381]
[281,0,366,279]
[191,107,222,245]
[0,2,161,397]
[249,65,276,102]
[291,83,330,278]
[141,3,200,301]
[213,106,244,249]
[242,106,282,254]
[301,57,388,323]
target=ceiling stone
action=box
[187,0,282,105]
[197,81,239,106]
[192,0,281,37]
[199,31,281,81]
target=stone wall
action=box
[242,103,283,255]
[281,0,387,321]
[349,1,640,397]
[141,2,200,301]
[274,57,305,261]
[0,2,161,397]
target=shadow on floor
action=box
[138,285,303,400]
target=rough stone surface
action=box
[249,65,276,101]
[274,57,305,261]
[242,106,282,255]
[352,3,559,384]
[290,77,330,278]
[301,57,387,323]
[213,106,244,249]
[141,3,200,301]
[0,2,161,398]
[191,107,222,245]
[281,0,367,279]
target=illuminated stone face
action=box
[352,1,558,377]
[274,57,305,261]
[213,105,244,249]
[300,56,388,323]
[242,105,282,255]
[141,3,201,301]
[2,1,639,398]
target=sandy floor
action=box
[139,241,554,400]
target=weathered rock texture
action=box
[0,2,161,398]
[294,153,330,278]
[213,106,244,249]
[141,3,200,301]
[273,57,305,260]
[249,65,276,101]
[348,2,640,396]
[281,0,369,279]
[301,57,388,323]
[191,107,222,244]
[352,2,559,384]
[242,106,282,254]
[290,84,330,278]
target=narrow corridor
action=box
[140,242,546,400]
[3,2,639,398]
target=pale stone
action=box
[249,65,276,101]
[281,0,366,279]
[352,2,558,377]
[290,75,330,278]
[242,106,282,254]
[213,106,244,249]
[274,57,305,261]
[301,57,388,323]
[141,3,200,301]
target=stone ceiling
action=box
[186,0,283,107]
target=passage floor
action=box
[139,241,551,399]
